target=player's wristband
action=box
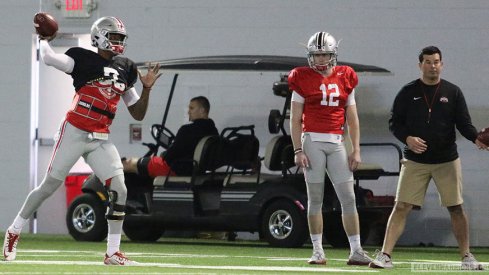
[294,148,303,154]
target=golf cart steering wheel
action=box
[151,124,176,150]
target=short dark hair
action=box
[418,46,442,63]
[191,96,210,114]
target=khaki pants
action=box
[396,158,463,207]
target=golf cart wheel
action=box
[123,223,163,242]
[261,199,308,248]
[66,193,107,242]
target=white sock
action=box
[310,233,323,252]
[106,234,121,256]
[348,234,361,254]
[11,216,28,234]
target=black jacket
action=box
[163,119,218,175]
[389,79,478,164]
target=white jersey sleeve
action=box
[122,87,140,107]
[39,40,75,73]
[291,91,305,103]
[346,89,356,106]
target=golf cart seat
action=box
[221,126,260,172]
[153,135,224,187]
[220,126,262,185]
[263,135,296,176]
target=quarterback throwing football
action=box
[3,16,161,265]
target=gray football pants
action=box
[302,134,356,215]
[18,121,125,219]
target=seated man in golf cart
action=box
[122,96,218,177]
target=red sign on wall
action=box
[61,0,95,18]
[65,0,83,11]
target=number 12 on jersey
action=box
[320,83,340,106]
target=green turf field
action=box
[0,233,487,274]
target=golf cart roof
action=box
[137,55,391,75]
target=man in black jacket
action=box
[123,96,218,177]
[370,46,487,270]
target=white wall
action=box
[1,0,488,246]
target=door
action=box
[30,33,93,234]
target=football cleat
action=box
[3,229,20,261]
[462,252,484,270]
[369,250,393,269]
[347,249,372,265]
[104,251,138,266]
[307,249,327,265]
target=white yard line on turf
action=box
[0,260,378,273]
[11,250,355,262]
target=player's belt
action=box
[77,100,115,119]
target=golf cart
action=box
[66,55,402,248]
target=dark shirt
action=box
[163,118,218,175]
[65,47,137,91]
[389,79,478,164]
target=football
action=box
[33,12,58,37]
[477,127,489,145]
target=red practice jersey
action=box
[288,66,358,134]
[64,47,137,133]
